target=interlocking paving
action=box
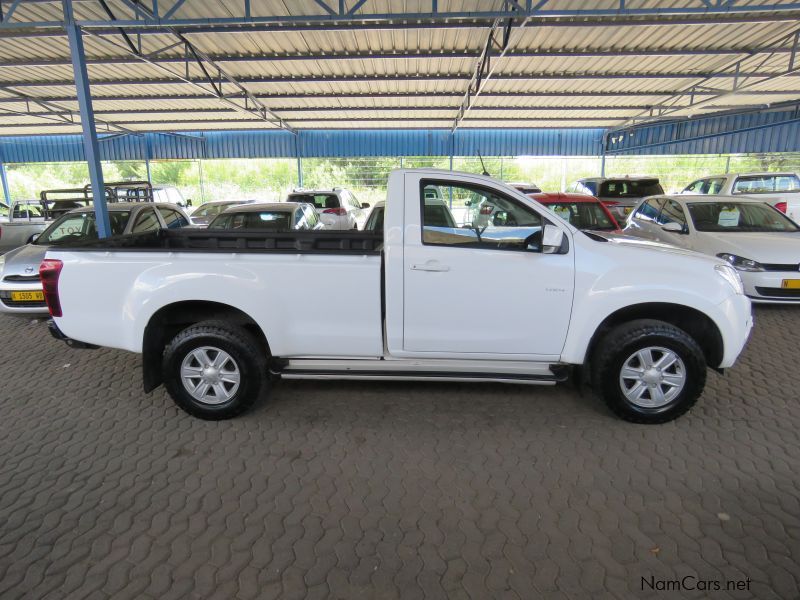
[0,306,798,599]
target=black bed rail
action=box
[55,228,385,255]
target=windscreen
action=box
[37,211,131,244]
[193,203,234,218]
[687,202,799,232]
[544,202,617,231]
[599,179,663,198]
[210,211,293,230]
[732,174,800,194]
[289,194,339,210]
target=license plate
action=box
[781,279,800,289]
[10,290,44,302]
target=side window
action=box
[684,179,705,193]
[294,208,305,229]
[656,200,687,229]
[158,208,189,229]
[132,208,160,233]
[365,207,384,231]
[706,178,725,194]
[582,181,597,195]
[634,198,663,222]
[420,181,545,252]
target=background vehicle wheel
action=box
[592,319,706,424]
[162,320,269,420]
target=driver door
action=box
[402,176,575,359]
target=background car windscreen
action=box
[599,180,663,198]
[732,175,800,194]
[687,202,800,232]
[193,203,232,218]
[38,211,131,243]
[289,194,339,210]
[211,211,293,230]
[545,202,616,230]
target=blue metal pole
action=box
[63,0,111,237]
[295,134,303,188]
[0,162,11,205]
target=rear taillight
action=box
[775,201,787,213]
[601,200,620,206]
[323,207,347,216]
[39,259,63,317]
[479,205,495,215]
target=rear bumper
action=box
[47,319,98,349]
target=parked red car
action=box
[530,192,621,233]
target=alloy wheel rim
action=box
[619,346,686,409]
[180,346,241,405]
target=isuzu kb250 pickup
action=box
[43,170,753,423]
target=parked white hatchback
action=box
[681,172,800,223]
[286,189,370,230]
[625,195,800,303]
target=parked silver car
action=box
[0,202,190,316]
[568,176,664,222]
[208,202,324,231]
[190,199,257,227]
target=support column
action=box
[145,136,153,183]
[63,0,111,237]
[295,133,303,188]
[0,162,10,205]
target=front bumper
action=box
[716,293,754,369]
[740,271,800,303]
[0,279,48,315]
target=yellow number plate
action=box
[10,291,44,302]
[781,279,800,289]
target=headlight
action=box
[716,253,764,272]
[715,264,745,295]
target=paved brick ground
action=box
[0,307,798,599]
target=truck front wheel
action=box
[592,319,707,424]
[162,320,269,420]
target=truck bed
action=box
[55,228,384,255]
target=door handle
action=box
[411,261,450,272]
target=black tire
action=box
[162,320,269,420]
[591,319,706,424]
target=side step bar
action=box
[273,358,570,385]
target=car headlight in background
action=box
[715,264,745,295]
[716,253,764,272]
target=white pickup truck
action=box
[43,169,753,424]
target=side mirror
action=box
[542,224,566,254]
[185,199,193,207]
[30,234,40,243]
[661,222,685,233]
[361,202,370,209]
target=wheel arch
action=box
[583,302,724,373]
[142,300,270,393]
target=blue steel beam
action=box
[62,0,111,238]
[4,0,800,30]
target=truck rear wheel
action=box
[592,319,706,424]
[162,320,269,420]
